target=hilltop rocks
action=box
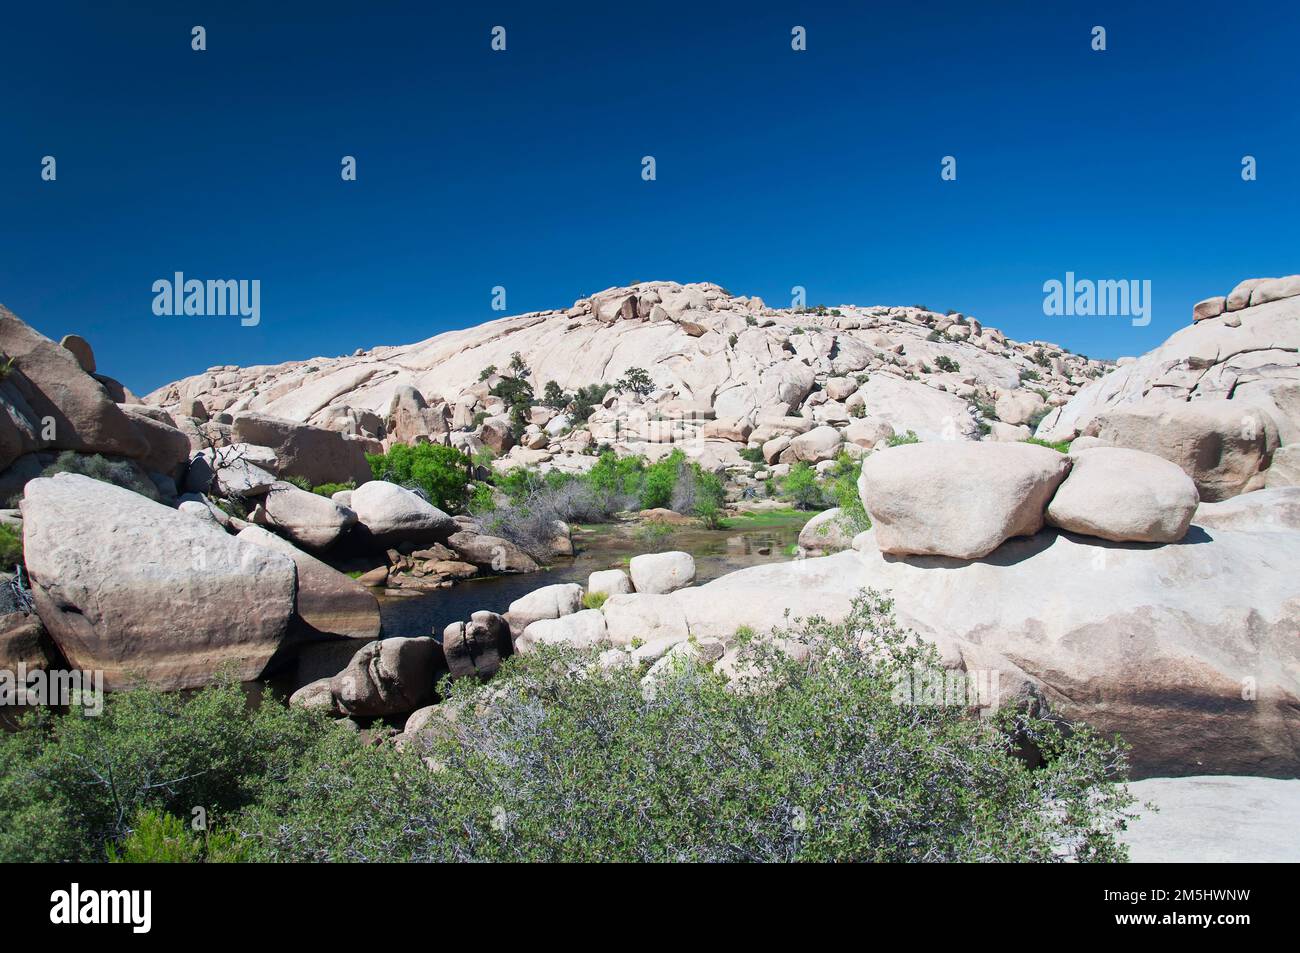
[858,442,1070,559]
[236,525,380,642]
[629,551,696,594]
[442,611,511,678]
[232,412,372,487]
[1047,447,1199,543]
[329,636,442,717]
[786,425,843,463]
[1265,444,1300,488]
[21,473,297,690]
[1095,401,1279,501]
[0,305,149,468]
[349,480,456,546]
[251,481,357,549]
[1037,278,1300,450]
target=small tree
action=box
[615,366,654,396]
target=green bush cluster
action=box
[0,593,1136,862]
[366,443,472,512]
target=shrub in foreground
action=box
[0,593,1136,863]
[243,592,1135,862]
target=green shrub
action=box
[582,590,609,610]
[886,430,921,447]
[739,446,765,464]
[282,474,313,492]
[934,356,960,373]
[0,680,321,862]
[106,807,249,863]
[780,462,826,510]
[0,524,22,569]
[366,443,472,512]
[236,591,1135,862]
[311,481,356,498]
[639,451,682,510]
[1023,437,1072,453]
[40,451,160,501]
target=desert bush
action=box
[311,480,356,498]
[0,680,321,863]
[40,451,160,501]
[886,430,921,447]
[282,474,313,491]
[106,807,248,863]
[366,443,471,512]
[582,591,609,610]
[934,355,960,373]
[1023,437,1072,453]
[780,462,827,510]
[237,591,1135,862]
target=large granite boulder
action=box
[1192,487,1300,532]
[1095,400,1280,502]
[1119,776,1300,862]
[628,551,696,594]
[251,481,357,550]
[442,610,511,678]
[236,525,380,642]
[231,412,372,486]
[329,636,443,717]
[21,473,297,690]
[349,480,456,547]
[857,442,1070,558]
[1046,447,1199,543]
[505,583,583,636]
[0,306,149,469]
[797,507,856,554]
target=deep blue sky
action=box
[2,1,1296,394]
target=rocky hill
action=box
[145,281,1110,474]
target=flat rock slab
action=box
[1120,776,1300,863]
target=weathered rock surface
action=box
[858,442,1070,558]
[329,636,442,717]
[442,610,511,678]
[1192,487,1300,532]
[1120,776,1300,862]
[587,568,633,598]
[516,609,609,653]
[505,582,583,635]
[1,306,149,469]
[21,473,297,690]
[1047,447,1199,543]
[659,528,1300,777]
[446,530,539,573]
[797,507,856,554]
[236,525,380,642]
[251,481,357,549]
[1094,400,1279,501]
[232,412,372,486]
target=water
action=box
[378,517,809,637]
[281,515,809,691]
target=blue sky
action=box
[2,1,1296,394]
